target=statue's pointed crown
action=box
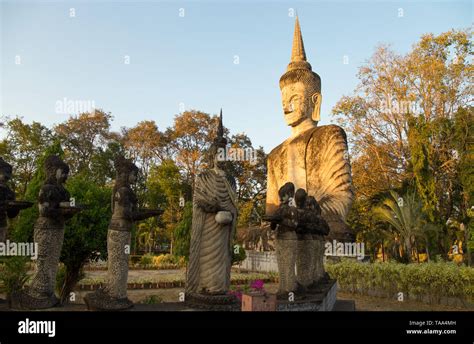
[214,109,227,148]
[279,15,321,94]
[286,15,312,72]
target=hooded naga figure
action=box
[85,155,161,310]
[185,110,238,307]
[13,155,79,309]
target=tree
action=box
[373,191,435,262]
[170,110,223,187]
[173,201,192,259]
[122,120,170,173]
[0,118,53,198]
[59,174,112,303]
[54,110,112,174]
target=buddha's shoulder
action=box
[268,124,347,158]
[309,124,348,142]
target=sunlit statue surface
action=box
[186,111,239,309]
[265,16,354,242]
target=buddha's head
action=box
[44,155,69,185]
[0,157,12,183]
[280,16,321,128]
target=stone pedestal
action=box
[242,292,277,311]
[185,292,240,311]
[277,279,337,311]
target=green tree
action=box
[373,191,436,262]
[59,174,112,303]
[173,202,192,260]
[0,118,53,198]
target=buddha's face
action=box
[281,81,320,127]
[56,168,68,183]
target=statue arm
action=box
[38,185,62,217]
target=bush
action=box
[326,259,474,304]
[0,257,30,303]
[139,254,154,267]
[232,245,247,266]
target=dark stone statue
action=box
[84,155,161,310]
[11,155,80,309]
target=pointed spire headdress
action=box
[279,16,321,94]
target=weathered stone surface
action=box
[277,279,337,311]
[11,155,76,310]
[185,111,238,303]
[85,156,161,311]
[265,16,354,242]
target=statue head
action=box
[280,16,321,128]
[209,109,228,170]
[278,182,295,204]
[44,155,69,184]
[0,157,12,183]
[114,155,139,186]
[295,188,307,208]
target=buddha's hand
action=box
[215,211,233,225]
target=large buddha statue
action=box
[266,16,354,242]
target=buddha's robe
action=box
[266,125,354,241]
[186,168,237,294]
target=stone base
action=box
[9,288,60,310]
[185,292,240,311]
[84,288,134,311]
[277,279,337,311]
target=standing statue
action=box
[0,157,32,243]
[85,156,161,310]
[185,111,238,308]
[265,16,354,242]
[12,155,80,309]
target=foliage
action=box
[0,257,30,299]
[326,260,474,304]
[58,174,112,303]
[231,245,247,266]
[173,201,193,260]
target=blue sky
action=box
[0,0,471,151]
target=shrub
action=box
[232,245,247,266]
[139,254,154,267]
[0,257,30,304]
[326,259,474,304]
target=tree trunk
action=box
[60,264,83,305]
